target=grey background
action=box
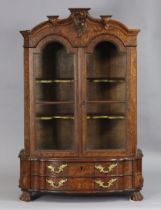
[0,0,161,209]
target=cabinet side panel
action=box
[19,159,31,190]
[127,47,137,155]
[24,47,30,154]
[132,154,143,189]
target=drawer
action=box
[31,175,132,192]
[31,176,67,191]
[67,178,94,191]
[31,160,132,177]
[45,162,94,177]
[31,176,94,191]
[45,162,68,176]
[94,161,132,176]
[94,176,132,191]
[31,161,94,177]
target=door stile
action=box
[74,49,81,156]
[77,48,86,156]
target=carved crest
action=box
[21,8,140,48]
[70,8,89,37]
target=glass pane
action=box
[86,119,126,150]
[87,81,126,101]
[85,41,127,151]
[36,117,74,150]
[33,42,75,150]
[35,82,74,101]
[86,103,126,115]
[35,104,74,150]
[86,42,126,78]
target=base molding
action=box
[19,150,143,201]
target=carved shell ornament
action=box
[71,10,88,37]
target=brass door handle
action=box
[47,163,67,174]
[95,163,117,173]
[95,178,117,189]
[46,179,67,188]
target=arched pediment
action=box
[20,8,140,48]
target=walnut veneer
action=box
[19,8,143,201]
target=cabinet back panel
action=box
[86,103,126,115]
[86,119,126,150]
[35,120,74,150]
[34,42,74,79]
[86,42,126,78]
[35,83,74,101]
[36,104,74,115]
[87,82,126,101]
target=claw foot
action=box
[130,191,143,201]
[20,191,32,201]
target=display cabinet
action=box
[19,8,143,201]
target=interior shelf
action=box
[87,78,125,83]
[36,114,125,120]
[36,101,74,105]
[36,115,74,120]
[36,79,74,83]
[86,115,125,120]
[36,78,125,84]
[87,100,127,103]
[36,100,126,105]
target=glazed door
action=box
[83,41,128,156]
[32,41,78,157]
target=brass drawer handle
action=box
[47,164,67,174]
[95,178,117,189]
[46,179,67,188]
[95,163,117,173]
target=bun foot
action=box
[130,191,143,201]
[20,191,32,201]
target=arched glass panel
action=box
[34,42,75,150]
[85,41,127,150]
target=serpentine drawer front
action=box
[94,161,132,176]
[31,161,132,177]
[31,176,133,192]
[94,176,132,191]
[31,162,94,177]
[31,177,94,191]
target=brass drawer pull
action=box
[95,163,117,173]
[47,164,67,173]
[46,179,67,188]
[95,178,117,189]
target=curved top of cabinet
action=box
[20,8,140,49]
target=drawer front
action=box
[31,161,132,177]
[94,176,132,191]
[31,176,94,191]
[45,162,94,177]
[95,161,132,176]
[67,163,94,177]
[67,178,94,191]
[31,175,132,192]
[31,161,94,177]
[45,162,68,176]
[31,176,67,191]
